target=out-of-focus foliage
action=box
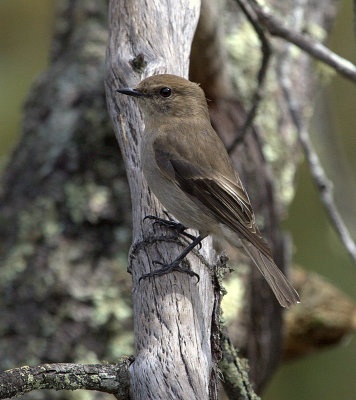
[0,0,54,163]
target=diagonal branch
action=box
[228,0,271,154]
[295,112,356,264]
[0,360,132,400]
[248,0,356,84]
[277,53,356,265]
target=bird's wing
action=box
[240,239,299,307]
[153,139,273,260]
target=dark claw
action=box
[192,237,202,250]
[144,215,185,230]
[163,210,174,221]
[143,214,201,249]
[140,218,204,284]
[138,260,200,284]
[143,215,160,222]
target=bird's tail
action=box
[241,239,300,308]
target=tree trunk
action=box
[105,1,222,399]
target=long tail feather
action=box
[241,239,300,307]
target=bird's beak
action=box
[116,87,144,98]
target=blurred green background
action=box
[0,0,355,399]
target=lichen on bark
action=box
[0,3,133,399]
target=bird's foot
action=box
[138,259,200,284]
[143,214,200,246]
[143,214,186,232]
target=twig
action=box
[0,360,132,400]
[277,50,356,265]
[247,0,356,84]
[219,327,260,400]
[228,0,271,154]
[297,119,356,263]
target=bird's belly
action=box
[142,160,215,234]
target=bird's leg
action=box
[143,214,198,243]
[138,234,205,283]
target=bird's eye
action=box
[159,87,172,97]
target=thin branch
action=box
[277,53,356,265]
[247,0,356,84]
[0,360,132,400]
[297,120,356,264]
[219,327,260,400]
[228,0,271,154]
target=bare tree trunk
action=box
[105,1,221,399]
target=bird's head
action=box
[117,74,209,124]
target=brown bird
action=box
[117,74,299,307]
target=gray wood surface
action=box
[105,1,219,399]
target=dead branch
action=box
[248,0,356,83]
[277,45,356,264]
[0,360,132,400]
[228,0,271,153]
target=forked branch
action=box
[248,0,356,83]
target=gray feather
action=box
[241,239,300,307]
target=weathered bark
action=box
[0,359,132,400]
[105,1,222,399]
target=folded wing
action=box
[154,139,299,307]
